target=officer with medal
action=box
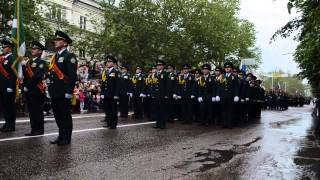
[0,39,17,132]
[22,41,48,136]
[48,31,78,145]
[101,55,120,129]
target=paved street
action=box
[0,106,319,180]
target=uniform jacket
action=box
[48,49,78,98]
[0,53,17,93]
[22,57,47,96]
[101,67,120,98]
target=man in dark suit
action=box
[0,39,17,132]
[118,66,131,118]
[166,64,178,122]
[177,64,196,124]
[48,31,78,145]
[152,60,169,129]
[22,41,48,136]
[101,55,120,129]
[217,62,239,128]
[131,66,146,119]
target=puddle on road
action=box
[175,149,238,173]
[270,118,302,129]
[175,137,262,173]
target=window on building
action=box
[46,5,66,22]
[80,16,87,30]
[79,49,86,58]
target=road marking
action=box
[0,112,134,124]
[0,121,156,143]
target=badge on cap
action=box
[71,57,76,64]
[58,57,64,63]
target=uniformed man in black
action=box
[0,39,17,132]
[166,64,178,122]
[48,31,78,145]
[238,70,250,124]
[177,64,196,124]
[152,60,169,129]
[118,65,131,118]
[131,66,146,119]
[101,56,120,129]
[22,41,47,136]
[213,66,223,125]
[197,64,215,126]
[217,62,239,128]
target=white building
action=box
[41,0,104,60]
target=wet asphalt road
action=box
[0,106,319,180]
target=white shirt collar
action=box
[108,67,114,72]
[58,48,67,55]
[4,53,12,58]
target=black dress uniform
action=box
[152,60,169,129]
[217,62,239,128]
[0,39,17,132]
[166,65,179,122]
[48,31,77,145]
[22,41,47,135]
[238,71,250,124]
[177,64,196,124]
[131,68,145,119]
[101,56,120,129]
[197,64,215,125]
[118,66,131,118]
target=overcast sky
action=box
[239,0,300,74]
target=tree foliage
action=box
[272,0,320,96]
[98,0,260,69]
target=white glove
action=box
[245,98,250,101]
[147,94,150,97]
[65,93,72,99]
[234,96,239,102]
[101,95,104,99]
[241,99,245,103]
[165,96,169,99]
[114,96,119,100]
[177,96,182,99]
[191,95,195,99]
[216,96,221,102]
[7,88,13,93]
[173,94,177,99]
[129,93,133,98]
[23,87,28,92]
[139,93,146,98]
[212,97,216,102]
[198,97,203,103]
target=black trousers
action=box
[104,98,118,128]
[154,99,167,128]
[167,98,175,122]
[221,98,234,128]
[26,95,45,133]
[200,100,212,125]
[51,98,73,141]
[0,92,16,129]
[181,98,193,123]
[133,96,143,119]
[119,95,129,117]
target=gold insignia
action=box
[70,57,76,64]
[32,63,37,68]
[189,77,192,81]
[39,64,44,68]
[58,57,64,63]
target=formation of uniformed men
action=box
[0,31,77,146]
[99,58,266,129]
